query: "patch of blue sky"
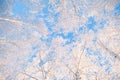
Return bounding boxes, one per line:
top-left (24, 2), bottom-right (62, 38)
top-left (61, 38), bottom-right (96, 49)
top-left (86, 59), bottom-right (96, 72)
top-left (114, 2), bottom-right (120, 16)
top-left (44, 15), bottom-right (56, 32)
top-left (86, 16), bottom-right (97, 33)
top-left (41, 31), bottom-right (59, 44)
top-left (79, 27), bottom-right (84, 31)
top-left (86, 48), bottom-right (111, 72)
top-left (49, 0), bottom-right (62, 11)
top-left (12, 0), bottom-right (29, 18)
top-left (40, 31), bottom-right (59, 45)
top-left (42, 6), bottom-right (49, 17)
top-left (40, 0), bottom-right (49, 4)
top-left (96, 57), bottom-right (111, 67)
top-left (63, 32), bottom-right (75, 45)
top-left (35, 1), bottom-right (49, 18)
top-left (78, 26), bottom-right (87, 34)
top-left (99, 19), bottom-right (106, 29)
top-left (61, 32), bottom-right (74, 40)
top-left (28, 45), bottom-right (40, 62)
top-left (40, 0), bottom-right (61, 31)
top-left (28, 53), bottom-right (37, 62)
top-left (40, 35), bottom-right (53, 46)
top-left (0, 0), bottom-right (7, 14)
top-left (0, 0), bottom-right (4, 4)
top-left (43, 12), bottom-right (60, 31)
top-left (53, 31), bottom-right (76, 45)
top-left (105, 64), bottom-right (112, 73)
top-left (90, 50), bottom-right (103, 61)
top-left (86, 48), bottom-right (94, 56)
top-left (32, 45), bottom-right (40, 51)
top-left (40, 31), bottom-right (75, 46)
top-left (96, 55), bottom-right (112, 73)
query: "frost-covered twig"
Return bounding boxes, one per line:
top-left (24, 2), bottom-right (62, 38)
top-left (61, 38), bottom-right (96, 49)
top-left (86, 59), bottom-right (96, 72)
top-left (97, 39), bottom-right (120, 61)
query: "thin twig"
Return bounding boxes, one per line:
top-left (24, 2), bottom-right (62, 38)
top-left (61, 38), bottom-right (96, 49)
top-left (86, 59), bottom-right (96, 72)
top-left (38, 52), bottom-right (46, 80)
top-left (22, 72), bottom-right (39, 80)
top-left (70, 0), bottom-right (78, 15)
top-left (63, 43), bottom-right (86, 80)
top-left (97, 39), bottom-right (120, 60)
top-left (77, 43), bottom-right (86, 70)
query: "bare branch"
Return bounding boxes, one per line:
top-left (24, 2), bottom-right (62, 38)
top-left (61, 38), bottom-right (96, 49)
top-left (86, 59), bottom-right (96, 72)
top-left (97, 39), bottom-right (120, 60)
top-left (22, 72), bottom-right (39, 80)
